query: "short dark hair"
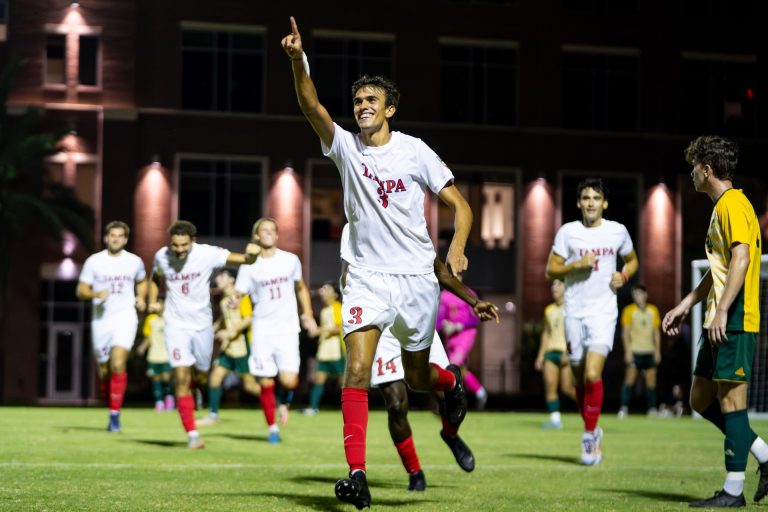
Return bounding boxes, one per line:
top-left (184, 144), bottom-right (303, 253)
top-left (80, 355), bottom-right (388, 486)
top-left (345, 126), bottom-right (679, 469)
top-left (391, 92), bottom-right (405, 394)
top-left (213, 267), bottom-right (236, 279)
top-left (168, 220), bottom-right (197, 238)
top-left (351, 75), bottom-right (400, 110)
top-left (576, 178), bottom-right (609, 200)
top-left (632, 284), bottom-right (647, 292)
top-left (104, 220), bottom-right (130, 237)
top-left (684, 135), bottom-right (739, 181)
top-left (323, 280), bottom-right (340, 297)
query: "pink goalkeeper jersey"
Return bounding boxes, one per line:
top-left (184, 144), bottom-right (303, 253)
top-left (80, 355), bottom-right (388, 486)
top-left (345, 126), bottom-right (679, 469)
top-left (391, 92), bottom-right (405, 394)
top-left (436, 289), bottom-right (479, 332)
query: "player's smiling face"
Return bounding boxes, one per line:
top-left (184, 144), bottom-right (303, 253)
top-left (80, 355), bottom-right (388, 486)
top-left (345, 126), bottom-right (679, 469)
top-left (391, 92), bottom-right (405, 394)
top-left (104, 228), bottom-right (128, 254)
top-left (253, 220), bottom-right (278, 249)
top-left (577, 187), bottom-right (607, 227)
top-left (170, 234), bottom-right (194, 260)
top-left (353, 86), bottom-right (395, 133)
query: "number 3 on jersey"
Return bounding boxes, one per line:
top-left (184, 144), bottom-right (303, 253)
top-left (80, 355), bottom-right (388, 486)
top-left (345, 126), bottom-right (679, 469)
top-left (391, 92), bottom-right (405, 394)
top-left (375, 357), bottom-right (397, 376)
top-left (348, 306), bottom-right (363, 324)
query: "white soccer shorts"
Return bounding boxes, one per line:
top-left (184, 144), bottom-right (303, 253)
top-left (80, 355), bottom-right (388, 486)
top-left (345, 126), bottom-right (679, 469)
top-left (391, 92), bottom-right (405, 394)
top-left (164, 323), bottom-right (215, 372)
top-left (370, 330), bottom-right (449, 387)
top-left (342, 265), bottom-right (439, 352)
top-left (91, 315), bottom-right (138, 364)
top-left (565, 312), bottom-right (618, 364)
top-left (248, 330), bottom-right (300, 377)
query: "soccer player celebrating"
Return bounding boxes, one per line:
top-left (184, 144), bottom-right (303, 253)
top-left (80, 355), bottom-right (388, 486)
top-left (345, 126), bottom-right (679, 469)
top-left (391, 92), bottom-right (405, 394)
top-left (545, 178), bottom-right (638, 465)
top-left (234, 217), bottom-right (317, 444)
top-left (197, 269), bottom-right (261, 425)
top-left (618, 284), bottom-right (661, 418)
top-left (283, 17), bottom-right (472, 508)
top-left (148, 220), bottom-right (259, 449)
top-left (534, 279), bottom-right (576, 429)
top-left (663, 136), bottom-right (768, 507)
top-left (77, 220), bottom-right (148, 432)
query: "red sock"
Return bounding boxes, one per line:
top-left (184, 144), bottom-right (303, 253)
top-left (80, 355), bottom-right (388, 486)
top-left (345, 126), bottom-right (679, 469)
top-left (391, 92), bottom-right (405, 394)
top-left (583, 380), bottom-right (603, 432)
top-left (109, 372), bottom-right (127, 412)
top-left (260, 384), bottom-right (276, 427)
top-left (395, 436), bottom-right (421, 474)
top-left (177, 394), bottom-right (196, 432)
top-left (431, 363), bottom-right (456, 392)
top-left (575, 384), bottom-right (585, 421)
top-left (441, 414), bottom-right (459, 437)
top-left (342, 387), bottom-right (368, 473)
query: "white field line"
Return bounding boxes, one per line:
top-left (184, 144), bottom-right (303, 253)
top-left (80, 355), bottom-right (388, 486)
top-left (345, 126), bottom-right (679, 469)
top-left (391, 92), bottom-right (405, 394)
top-left (0, 461), bottom-right (721, 472)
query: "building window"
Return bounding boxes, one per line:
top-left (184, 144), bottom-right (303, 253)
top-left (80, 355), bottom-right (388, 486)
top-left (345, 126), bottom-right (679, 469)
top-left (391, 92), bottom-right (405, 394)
top-left (437, 171), bottom-right (518, 293)
top-left (680, 53), bottom-right (757, 137)
top-left (562, 46), bottom-right (639, 131)
top-left (181, 24), bottom-right (266, 113)
top-left (440, 39), bottom-right (518, 125)
top-left (45, 33), bottom-right (66, 85)
top-left (308, 161), bottom-right (346, 286)
top-left (44, 29), bottom-right (101, 88)
top-left (312, 32), bottom-right (394, 118)
top-left (177, 157), bottom-right (265, 238)
top-left (78, 34), bottom-right (100, 87)
top-left (562, 0), bottom-right (638, 12)
top-left (682, 0), bottom-right (757, 16)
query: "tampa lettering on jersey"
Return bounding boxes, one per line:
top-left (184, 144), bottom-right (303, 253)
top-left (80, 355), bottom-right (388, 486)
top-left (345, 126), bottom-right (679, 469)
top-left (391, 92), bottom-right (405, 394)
top-left (97, 274), bottom-right (134, 282)
top-left (578, 247), bottom-right (616, 257)
top-left (362, 163), bottom-right (406, 209)
top-left (258, 276), bottom-right (290, 287)
top-left (167, 272), bottom-right (202, 282)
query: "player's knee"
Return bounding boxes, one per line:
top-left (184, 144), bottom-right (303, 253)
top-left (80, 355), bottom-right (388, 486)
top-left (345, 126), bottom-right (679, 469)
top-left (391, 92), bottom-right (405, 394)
top-left (386, 397), bottom-right (407, 418)
top-left (346, 359), bottom-right (371, 381)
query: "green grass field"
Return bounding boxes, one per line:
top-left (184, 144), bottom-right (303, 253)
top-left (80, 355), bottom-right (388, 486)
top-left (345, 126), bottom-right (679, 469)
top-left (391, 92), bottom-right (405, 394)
top-left (1, 406), bottom-right (766, 511)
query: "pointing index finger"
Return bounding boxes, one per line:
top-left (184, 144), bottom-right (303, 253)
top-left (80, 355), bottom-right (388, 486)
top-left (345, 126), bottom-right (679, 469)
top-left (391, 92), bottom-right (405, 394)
top-left (290, 16), bottom-right (299, 36)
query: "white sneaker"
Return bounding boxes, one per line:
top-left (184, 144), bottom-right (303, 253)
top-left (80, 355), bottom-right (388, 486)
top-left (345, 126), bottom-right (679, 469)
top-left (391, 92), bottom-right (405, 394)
top-left (300, 408), bottom-right (319, 416)
top-left (580, 428), bottom-right (603, 465)
top-left (617, 406), bottom-right (628, 419)
top-left (197, 414), bottom-right (220, 426)
top-left (647, 407), bottom-right (658, 417)
top-left (188, 432), bottom-right (205, 450)
top-left (475, 388), bottom-right (488, 411)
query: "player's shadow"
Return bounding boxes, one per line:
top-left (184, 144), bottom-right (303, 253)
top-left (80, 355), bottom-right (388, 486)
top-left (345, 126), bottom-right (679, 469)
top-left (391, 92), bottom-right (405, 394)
top-left (509, 453), bottom-right (581, 465)
top-left (288, 475), bottom-right (452, 491)
top-left (131, 439), bottom-right (187, 448)
top-left (605, 488), bottom-right (700, 502)
top-left (210, 433), bottom-right (267, 442)
top-left (60, 426), bottom-right (111, 433)
top-left (266, 491), bottom-right (433, 509)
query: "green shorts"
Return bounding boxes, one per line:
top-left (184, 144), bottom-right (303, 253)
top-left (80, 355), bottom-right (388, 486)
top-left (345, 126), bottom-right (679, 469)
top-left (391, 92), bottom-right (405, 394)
top-left (317, 359), bottom-right (345, 376)
top-left (147, 362), bottom-right (172, 376)
top-left (216, 354), bottom-right (250, 375)
top-left (632, 353), bottom-right (656, 371)
top-left (544, 350), bottom-right (565, 366)
top-left (693, 331), bottom-right (756, 383)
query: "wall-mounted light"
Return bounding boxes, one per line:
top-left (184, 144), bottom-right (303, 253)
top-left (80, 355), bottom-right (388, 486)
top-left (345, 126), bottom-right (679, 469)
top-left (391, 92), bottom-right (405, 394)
top-left (151, 154), bottom-right (161, 168)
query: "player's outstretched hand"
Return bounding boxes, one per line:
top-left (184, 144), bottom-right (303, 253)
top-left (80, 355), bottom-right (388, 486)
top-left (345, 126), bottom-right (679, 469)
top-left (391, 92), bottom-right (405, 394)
top-left (474, 301), bottom-right (500, 324)
top-left (281, 16), bottom-right (303, 60)
top-left (662, 303), bottom-right (689, 337)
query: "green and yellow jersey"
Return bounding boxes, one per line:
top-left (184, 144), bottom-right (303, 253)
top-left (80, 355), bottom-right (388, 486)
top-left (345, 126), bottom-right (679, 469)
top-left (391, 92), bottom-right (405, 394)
top-left (142, 313), bottom-right (168, 364)
top-left (543, 302), bottom-right (567, 352)
top-left (219, 294), bottom-right (253, 358)
top-left (704, 188), bottom-right (761, 333)
top-left (620, 303), bottom-right (660, 354)
top-left (316, 300), bottom-right (344, 362)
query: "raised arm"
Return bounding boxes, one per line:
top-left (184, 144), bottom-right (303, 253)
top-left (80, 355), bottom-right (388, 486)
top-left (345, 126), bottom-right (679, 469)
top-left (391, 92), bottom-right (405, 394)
top-left (226, 243), bottom-right (261, 266)
top-left (282, 16), bottom-right (335, 148)
top-left (437, 184), bottom-right (473, 277)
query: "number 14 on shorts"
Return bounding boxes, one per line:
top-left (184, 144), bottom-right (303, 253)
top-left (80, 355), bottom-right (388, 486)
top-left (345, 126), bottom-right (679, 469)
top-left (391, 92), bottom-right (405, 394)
top-left (376, 357), bottom-right (397, 376)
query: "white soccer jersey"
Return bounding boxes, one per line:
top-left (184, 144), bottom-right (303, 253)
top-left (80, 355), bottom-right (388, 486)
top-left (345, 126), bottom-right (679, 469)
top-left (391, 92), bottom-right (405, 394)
top-left (551, 219), bottom-right (634, 318)
top-left (235, 249), bottom-right (303, 335)
top-left (323, 123), bottom-right (453, 274)
top-left (153, 243), bottom-right (230, 329)
top-left (79, 250), bottom-right (146, 321)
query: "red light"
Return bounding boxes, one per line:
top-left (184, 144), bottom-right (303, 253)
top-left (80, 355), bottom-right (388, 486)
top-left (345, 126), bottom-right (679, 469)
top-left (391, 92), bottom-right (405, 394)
top-left (746, 88), bottom-right (754, 100)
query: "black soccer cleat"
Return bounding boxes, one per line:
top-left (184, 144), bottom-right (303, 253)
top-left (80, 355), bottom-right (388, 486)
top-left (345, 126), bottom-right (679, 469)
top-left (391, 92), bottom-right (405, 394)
top-left (688, 489), bottom-right (746, 508)
top-left (335, 470), bottom-right (371, 509)
top-left (755, 462), bottom-right (768, 502)
top-left (440, 430), bottom-right (475, 472)
top-left (407, 470), bottom-right (426, 492)
top-left (443, 364), bottom-right (468, 426)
